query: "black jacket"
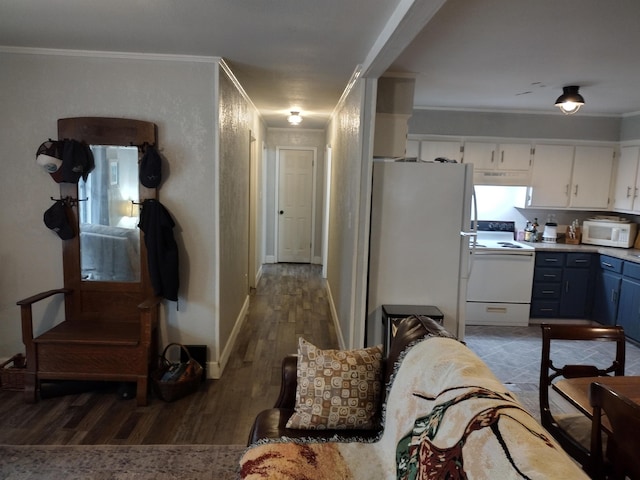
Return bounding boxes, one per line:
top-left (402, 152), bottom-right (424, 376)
top-left (138, 199), bottom-right (179, 301)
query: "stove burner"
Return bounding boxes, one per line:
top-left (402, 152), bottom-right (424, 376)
top-left (497, 242), bottom-right (522, 248)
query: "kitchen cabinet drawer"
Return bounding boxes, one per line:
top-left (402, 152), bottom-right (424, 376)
top-left (532, 282), bottom-right (561, 299)
top-left (531, 300), bottom-right (559, 317)
top-left (566, 253), bottom-right (592, 268)
top-left (623, 261), bottom-right (640, 281)
top-left (535, 252), bottom-right (564, 267)
top-left (534, 268), bottom-right (563, 283)
top-left (599, 255), bottom-right (623, 273)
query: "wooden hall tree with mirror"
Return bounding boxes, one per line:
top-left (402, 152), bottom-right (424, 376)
top-left (17, 117), bottom-right (162, 406)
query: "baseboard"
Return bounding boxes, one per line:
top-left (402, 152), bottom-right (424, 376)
top-left (208, 295), bottom-right (251, 379)
top-left (264, 255), bottom-right (276, 264)
top-left (325, 282), bottom-right (346, 349)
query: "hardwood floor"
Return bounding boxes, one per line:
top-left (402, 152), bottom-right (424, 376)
top-left (0, 263), bottom-right (338, 445)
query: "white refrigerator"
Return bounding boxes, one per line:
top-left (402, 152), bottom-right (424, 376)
top-left (366, 161), bottom-right (475, 345)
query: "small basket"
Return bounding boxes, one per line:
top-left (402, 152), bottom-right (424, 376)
top-left (1, 353), bottom-right (26, 391)
top-left (151, 343), bottom-right (203, 402)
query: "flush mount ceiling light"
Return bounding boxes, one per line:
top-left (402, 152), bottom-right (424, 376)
top-left (554, 85), bottom-right (585, 115)
top-left (287, 111), bottom-right (302, 125)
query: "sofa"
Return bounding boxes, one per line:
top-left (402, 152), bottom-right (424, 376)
top-left (241, 316), bottom-right (589, 479)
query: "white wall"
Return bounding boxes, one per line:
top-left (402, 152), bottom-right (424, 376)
top-left (0, 50), bottom-right (264, 377)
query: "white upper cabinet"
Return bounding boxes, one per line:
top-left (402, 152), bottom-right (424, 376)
top-left (463, 142), bottom-right (532, 171)
top-left (613, 146), bottom-right (640, 213)
top-left (528, 144), bottom-right (615, 209)
top-left (571, 146), bottom-right (615, 209)
top-left (528, 145), bottom-right (575, 207)
top-left (464, 141), bottom-right (532, 186)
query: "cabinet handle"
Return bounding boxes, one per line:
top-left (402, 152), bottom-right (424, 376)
top-left (540, 308), bottom-right (554, 312)
top-left (491, 151), bottom-right (495, 163)
top-left (542, 290), bottom-right (555, 294)
top-left (628, 186), bottom-right (632, 198)
top-left (545, 258), bottom-right (559, 263)
top-left (574, 184), bottom-right (579, 196)
top-left (574, 259), bottom-right (588, 263)
top-left (635, 187), bottom-right (639, 199)
top-left (501, 151), bottom-right (504, 163)
top-left (565, 184), bottom-right (570, 196)
top-left (603, 262), bottom-right (613, 268)
top-left (611, 290), bottom-right (618, 303)
top-left (543, 274), bottom-right (557, 279)
top-left (565, 281), bottom-right (570, 293)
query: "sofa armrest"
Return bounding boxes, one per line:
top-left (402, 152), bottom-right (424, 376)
top-left (273, 355), bottom-right (298, 408)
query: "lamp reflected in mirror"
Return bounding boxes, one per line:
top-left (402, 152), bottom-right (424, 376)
top-left (78, 145), bottom-right (141, 282)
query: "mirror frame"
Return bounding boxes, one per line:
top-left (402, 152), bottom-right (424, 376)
top-left (57, 117), bottom-right (158, 320)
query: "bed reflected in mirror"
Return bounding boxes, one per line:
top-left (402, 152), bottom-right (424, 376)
top-left (78, 145), bottom-right (141, 282)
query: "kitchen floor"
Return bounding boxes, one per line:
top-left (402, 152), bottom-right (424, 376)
top-left (464, 323), bottom-right (640, 422)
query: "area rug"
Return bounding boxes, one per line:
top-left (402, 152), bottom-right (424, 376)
top-left (0, 444), bottom-right (245, 480)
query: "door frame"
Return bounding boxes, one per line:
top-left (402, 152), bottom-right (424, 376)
top-left (274, 146), bottom-right (318, 263)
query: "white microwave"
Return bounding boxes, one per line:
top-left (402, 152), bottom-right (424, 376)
top-left (582, 220), bottom-right (638, 248)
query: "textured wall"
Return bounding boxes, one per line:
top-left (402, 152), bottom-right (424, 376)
top-left (325, 78), bottom-right (366, 348)
top-left (218, 70), bottom-right (252, 349)
top-left (0, 51), bottom-right (224, 366)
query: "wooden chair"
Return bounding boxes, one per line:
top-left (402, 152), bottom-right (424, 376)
top-left (589, 381), bottom-right (640, 480)
top-left (17, 117), bottom-right (162, 406)
top-left (539, 323), bottom-right (626, 471)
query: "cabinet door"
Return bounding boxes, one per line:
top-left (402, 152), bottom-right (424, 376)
top-left (618, 277), bottom-right (640, 342)
top-left (500, 143), bottom-right (531, 171)
top-left (463, 142), bottom-right (496, 170)
top-left (559, 268), bottom-right (591, 317)
top-left (592, 270), bottom-right (621, 325)
top-left (528, 145), bottom-right (574, 207)
top-left (613, 146), bottom-right (640, 212)
top-left (420, 140), bottom-right (462, 162)
top-left (570, 146), bottom-right (615, 209)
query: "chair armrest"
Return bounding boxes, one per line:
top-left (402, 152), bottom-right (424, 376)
top-left (16, 288), bottom-right (71, 306)
top-left (274, 355), bottom-right (298, 408)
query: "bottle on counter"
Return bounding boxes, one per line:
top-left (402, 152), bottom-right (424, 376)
top-left (532, 218), bottom-right (539, 242)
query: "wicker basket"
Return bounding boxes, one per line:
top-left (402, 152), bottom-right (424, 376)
top-left (1, 353), bottom-right (26, 391)
top-left (151, 343), bottom-right (203, 402)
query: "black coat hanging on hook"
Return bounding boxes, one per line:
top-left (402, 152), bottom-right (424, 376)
top-left (138, 199), bottom-right (179, 301)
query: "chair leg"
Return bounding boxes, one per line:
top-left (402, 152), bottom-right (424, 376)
top-left (136, 376), bottom-right (148, 406)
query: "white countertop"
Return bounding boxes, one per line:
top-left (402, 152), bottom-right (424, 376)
top-left (526, 241), bottom-right (640, 264)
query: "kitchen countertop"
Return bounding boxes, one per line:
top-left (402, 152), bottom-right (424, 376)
top-left (525, 241), bottom-right (640, 264)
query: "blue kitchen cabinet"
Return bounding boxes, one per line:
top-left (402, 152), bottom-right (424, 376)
top-left (592, 255), bottom-right (623, 326)
top-left (530, 252), bottom-right (593, 318)
top-left (559, 253), bottom-right (593, 317)
top-left (617, 262), bottom-right (640, 342)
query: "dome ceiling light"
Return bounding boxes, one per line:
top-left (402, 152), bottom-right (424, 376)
top-left (555, 85), bottom-right (585, 115)
top-left (287, 111), bottom-right (302, 125)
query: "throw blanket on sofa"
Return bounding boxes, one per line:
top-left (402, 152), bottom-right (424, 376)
top-left (240, 337), bottom-right (589, 480)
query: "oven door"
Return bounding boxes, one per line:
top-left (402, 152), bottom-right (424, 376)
top-left (466, 251), bottom-right (534, 303)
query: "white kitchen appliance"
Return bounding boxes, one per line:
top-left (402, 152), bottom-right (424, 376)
top-left (542, 223), bottom-right (558, 243)
top-left (367, 161), bottom-right (476, 343)
top-left (582, 217), bottom-right (638, 248)
top-left (466, 221), bottom-right (535, 327)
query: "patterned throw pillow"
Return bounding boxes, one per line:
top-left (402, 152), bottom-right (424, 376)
top-left (286, 337), bottom-right (383, 430)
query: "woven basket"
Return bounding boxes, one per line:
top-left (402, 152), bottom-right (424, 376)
top-left (151, 343), bottom-right (203, 402)
top-left (1, 354), bottom-right (26, 391)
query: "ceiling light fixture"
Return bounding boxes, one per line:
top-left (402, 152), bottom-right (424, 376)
top-left (554, 85), bottom-right (585, 115)
top-left (287, 111), bottom-right (302, 125)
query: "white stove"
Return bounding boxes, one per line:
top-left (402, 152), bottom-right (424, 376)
top-left (475, 230), bottom-right (535, 253)
top-left (466, 221), bottom-right (535, 327)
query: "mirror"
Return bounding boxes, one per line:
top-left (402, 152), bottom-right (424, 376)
top-left (78, 145), bottom-right (141, 282)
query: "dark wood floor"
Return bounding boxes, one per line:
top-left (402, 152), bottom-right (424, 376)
top-left (0, 263), bottom-right (338, 445)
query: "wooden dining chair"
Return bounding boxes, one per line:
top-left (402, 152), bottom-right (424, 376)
top-left (589, 381), bottom-right (640, 480)
top-left (539, 323), bottom-right (626, 472)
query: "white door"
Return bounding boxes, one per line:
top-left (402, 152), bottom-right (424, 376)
top-left (277, 149), bottom-right (313, 263)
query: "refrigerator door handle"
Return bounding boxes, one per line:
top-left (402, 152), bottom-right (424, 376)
top-left (460, 186), bottom-right (478, 278)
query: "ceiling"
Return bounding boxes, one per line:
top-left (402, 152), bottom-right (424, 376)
top-left (2, 0), bottom-right (640, 130)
